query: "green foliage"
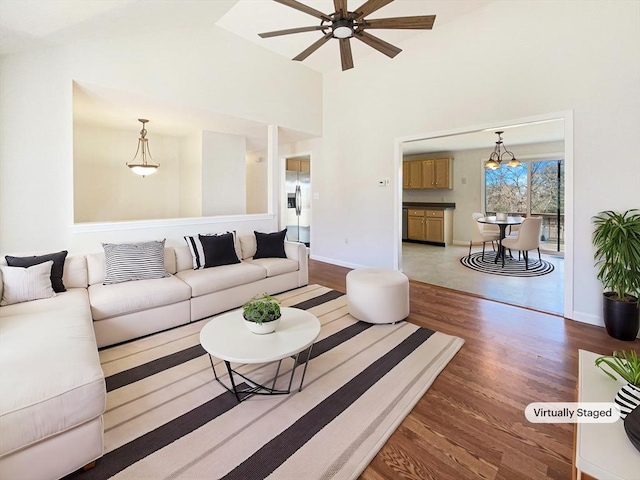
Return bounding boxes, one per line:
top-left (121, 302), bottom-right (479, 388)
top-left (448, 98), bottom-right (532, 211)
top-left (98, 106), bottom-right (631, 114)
top-left (595, 350), bottom-right (640, 387)
top-left (242, 293), bottom-right (281, 324)
top-left (592, 209), bottom-right (640, 303)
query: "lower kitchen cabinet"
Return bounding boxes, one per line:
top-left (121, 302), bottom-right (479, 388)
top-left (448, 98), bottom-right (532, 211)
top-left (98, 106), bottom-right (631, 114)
top-left (406, 208), bottom-right (452, 245)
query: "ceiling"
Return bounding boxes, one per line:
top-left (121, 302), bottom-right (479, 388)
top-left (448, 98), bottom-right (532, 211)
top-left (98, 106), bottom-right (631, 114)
top-left (0, 0), bottom-right (237, 56)
top-left (1, 0), bottom-right (490, 73)
top-left (3, 1), bottom-right (560, 151)
top-left (216, 0), bottom-right (490, 73)
top-left (402, 119), bottom-right (565, 155)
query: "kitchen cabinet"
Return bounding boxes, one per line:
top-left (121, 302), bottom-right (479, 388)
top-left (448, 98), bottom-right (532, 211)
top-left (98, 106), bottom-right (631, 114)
top-left (421, 158), bottom-right (451, 189)
top-left (406, 208), bottom-right (452, 245)
top-left (404, 161), bottom-right (423, 189)
top-left (407, 209), bottom-right (425, 239)
top-left (286, 158), bottom-right (310, 173)
top-left (402, 158), bottom-right (452, 190)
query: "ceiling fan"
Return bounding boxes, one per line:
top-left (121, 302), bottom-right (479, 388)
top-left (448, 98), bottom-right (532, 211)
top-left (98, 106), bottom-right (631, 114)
top-left (258, 0), bottom-right (436, 71)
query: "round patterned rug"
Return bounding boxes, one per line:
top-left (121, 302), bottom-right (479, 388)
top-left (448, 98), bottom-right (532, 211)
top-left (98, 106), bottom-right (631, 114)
top-left (460, 251), bottom-right (555, 277)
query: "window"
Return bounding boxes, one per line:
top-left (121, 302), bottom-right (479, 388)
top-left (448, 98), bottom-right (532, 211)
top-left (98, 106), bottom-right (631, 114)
top-left (485, 159), bottom-right (564, 253)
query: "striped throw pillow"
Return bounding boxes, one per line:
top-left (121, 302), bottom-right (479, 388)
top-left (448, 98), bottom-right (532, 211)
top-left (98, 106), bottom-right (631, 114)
top-left (102, 240), bottom-right (170, 285)
top-left (184, 232), bottom-right (239, 270)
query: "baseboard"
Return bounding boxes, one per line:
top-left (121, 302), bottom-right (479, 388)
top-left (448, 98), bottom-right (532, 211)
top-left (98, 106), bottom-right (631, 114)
top-left (402, 240), bottom-right (445, 247)
top-left (570, 310), bottom-right (604, 328)
top-left (309, 254), bottom-right (368, 270)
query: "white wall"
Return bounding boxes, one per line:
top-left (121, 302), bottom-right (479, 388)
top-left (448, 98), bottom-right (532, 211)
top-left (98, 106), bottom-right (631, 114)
top-left (316, 1), bottom-right (640, 327)
top-left (178, 131), bottom-right (203, 218)
top-left (246, 150), bottom-right (268, 214)
top-left (202, 131), bottom-right (246, 216)
top-left (0, 24), bottom-right (322, 254)
top-left (403, 141), bottom-right (565, 244)
top-left (74, 124), bottom-right (181, 222)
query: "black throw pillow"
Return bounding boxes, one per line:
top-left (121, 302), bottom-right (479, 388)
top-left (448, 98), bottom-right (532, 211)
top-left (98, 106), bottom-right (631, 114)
top-left (199, 233), bottom-right (240, 268)
top-left (254, 229), bottom-right (288, 259)
top-left (5, 250), bottom-right (68, 292)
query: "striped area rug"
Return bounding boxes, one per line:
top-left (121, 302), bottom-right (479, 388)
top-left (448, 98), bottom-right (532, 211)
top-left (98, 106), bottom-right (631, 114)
top-left (67, 285), bottom-right (463, 480)
top-left (460, 251), bottom-right (555, 277)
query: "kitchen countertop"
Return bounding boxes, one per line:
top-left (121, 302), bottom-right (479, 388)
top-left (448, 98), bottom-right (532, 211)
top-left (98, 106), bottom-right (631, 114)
top-left (403, 202), bottom-right (455, 209)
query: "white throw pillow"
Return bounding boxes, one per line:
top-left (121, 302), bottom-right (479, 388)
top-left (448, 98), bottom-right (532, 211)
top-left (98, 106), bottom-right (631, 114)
top-left (0, 260), bottom-right (56, 306)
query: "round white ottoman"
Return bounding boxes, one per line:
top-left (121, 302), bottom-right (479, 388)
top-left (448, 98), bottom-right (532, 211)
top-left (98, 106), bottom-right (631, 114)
top-left (346, 268), bottom-right (409, 324)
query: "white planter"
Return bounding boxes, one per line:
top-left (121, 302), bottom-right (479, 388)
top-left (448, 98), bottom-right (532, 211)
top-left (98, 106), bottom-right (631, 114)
top-left (244, 317), bottom-right (281, 335)
top-left (615, 383), bottom-right (640, 419)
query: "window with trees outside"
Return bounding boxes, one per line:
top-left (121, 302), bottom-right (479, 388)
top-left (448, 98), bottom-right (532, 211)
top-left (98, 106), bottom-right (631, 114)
top-left (485, 159), bottom-right (564, 253)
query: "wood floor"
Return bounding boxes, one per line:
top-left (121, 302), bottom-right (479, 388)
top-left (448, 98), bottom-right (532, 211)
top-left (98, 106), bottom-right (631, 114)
top-left (307, 259), bottom-right (640, 480)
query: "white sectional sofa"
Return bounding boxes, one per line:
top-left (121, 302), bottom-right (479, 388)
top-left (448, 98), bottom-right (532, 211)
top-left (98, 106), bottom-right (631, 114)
top-left (0, 234), bottom-right (308, 479)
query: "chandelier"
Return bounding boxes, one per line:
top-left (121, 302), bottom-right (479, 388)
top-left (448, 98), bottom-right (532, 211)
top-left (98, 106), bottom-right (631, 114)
top-left (127, 119), bottom-right (159, 177)
top-left (484, 131), bottom-right (521, 170)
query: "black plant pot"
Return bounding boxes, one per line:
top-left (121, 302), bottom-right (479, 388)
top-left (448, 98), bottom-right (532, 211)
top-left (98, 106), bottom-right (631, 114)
top-left (603, 292), bottom-right (640, 341)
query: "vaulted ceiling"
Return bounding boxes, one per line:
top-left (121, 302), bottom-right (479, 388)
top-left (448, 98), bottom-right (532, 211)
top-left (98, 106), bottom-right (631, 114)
top-left (1, 0), bottom-right (562, 150)
top-left (1, 0), bottom-right (489, 73)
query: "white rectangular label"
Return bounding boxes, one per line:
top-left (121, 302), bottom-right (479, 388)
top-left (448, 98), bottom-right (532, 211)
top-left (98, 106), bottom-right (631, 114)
top-left (525, 402), bottom-right (620, 423)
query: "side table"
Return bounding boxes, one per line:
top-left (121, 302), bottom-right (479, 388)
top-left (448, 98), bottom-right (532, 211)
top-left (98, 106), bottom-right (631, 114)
top-left (574, 349), bottom-right (639, 479)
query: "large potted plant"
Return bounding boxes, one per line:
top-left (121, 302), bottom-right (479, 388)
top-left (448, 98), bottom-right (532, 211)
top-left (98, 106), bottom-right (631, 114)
top-left (592, 209), bottom-right (640, 341)
top-left (242, 293), bottom-right (281, 334)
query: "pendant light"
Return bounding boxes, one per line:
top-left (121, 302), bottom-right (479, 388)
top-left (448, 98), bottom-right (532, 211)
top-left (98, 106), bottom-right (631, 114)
top-left (127, 119), bottom-right (159, 177)
top-left (484, 131), bottom-right (520, 170)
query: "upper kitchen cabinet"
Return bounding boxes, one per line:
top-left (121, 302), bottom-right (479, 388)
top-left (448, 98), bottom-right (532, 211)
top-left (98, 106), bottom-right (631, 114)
top-left (422, 158), bottom-right (451, 189)
top-left (286, 158), bottom-right (310, 173)
top-left (403, 160), bottom-right (424, 189)
top-left (403, 158), bottom-right (452, 190)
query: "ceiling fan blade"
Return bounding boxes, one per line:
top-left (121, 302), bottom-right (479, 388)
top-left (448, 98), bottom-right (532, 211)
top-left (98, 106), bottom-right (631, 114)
top-left (274, 0), bottom-right (332, 21)
top-left (293, 32), bottom-right (333, 61)
top-left (333, 0), bottom-right (347, 17)
top-left (339, 38), bottom-right (354, 71)
top-left (354, 30), bottom-right (401, 58)
top-left (361, 15), bottom-right (436, 30)
top-left (352, 0), bottom-right (394, 19)
top-left (259, 25), bottom-right (326, 38)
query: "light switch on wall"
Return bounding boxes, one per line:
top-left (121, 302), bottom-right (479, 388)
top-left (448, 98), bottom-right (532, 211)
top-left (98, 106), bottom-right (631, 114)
top-left (313, 192), bottom-right (320, 200)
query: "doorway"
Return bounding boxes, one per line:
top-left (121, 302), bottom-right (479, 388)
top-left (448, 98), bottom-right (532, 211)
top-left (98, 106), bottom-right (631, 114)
top-left (394, 112), bottom-right (574, 318)
top-left (283, 155), bottom-right (311, 247)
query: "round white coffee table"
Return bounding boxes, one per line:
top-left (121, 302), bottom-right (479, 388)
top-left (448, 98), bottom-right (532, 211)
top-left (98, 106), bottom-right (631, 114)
top-left (200, 307), bottom-right (321, 402)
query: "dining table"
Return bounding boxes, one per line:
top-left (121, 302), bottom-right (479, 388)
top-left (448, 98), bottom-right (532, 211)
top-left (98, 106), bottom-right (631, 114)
top-left (477, 215), bottom-right (524, 267)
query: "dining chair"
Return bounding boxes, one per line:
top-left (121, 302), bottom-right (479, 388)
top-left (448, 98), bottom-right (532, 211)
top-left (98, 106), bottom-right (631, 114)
top-left (502, 217), bottom-right (543, 269)
top-left (469, 213), bottom-right (500, 259)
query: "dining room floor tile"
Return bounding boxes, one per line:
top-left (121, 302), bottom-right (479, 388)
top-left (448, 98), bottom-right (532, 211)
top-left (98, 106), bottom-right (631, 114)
top-left (401, 242), bottom-right (564, 315)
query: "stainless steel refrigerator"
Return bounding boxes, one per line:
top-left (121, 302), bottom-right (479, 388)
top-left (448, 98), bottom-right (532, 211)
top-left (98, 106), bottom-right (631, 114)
top-left (285, 165), bottom-right (310, 246)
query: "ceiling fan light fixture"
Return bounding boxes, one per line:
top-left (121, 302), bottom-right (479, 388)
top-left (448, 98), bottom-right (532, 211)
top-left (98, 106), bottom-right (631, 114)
top-left (332, 19), bottom-right (353, 39)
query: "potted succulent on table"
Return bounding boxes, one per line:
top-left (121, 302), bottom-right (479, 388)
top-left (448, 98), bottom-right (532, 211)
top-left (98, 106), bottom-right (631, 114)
top-left (242, 293), bottom-right (281, 334)
top-left (595, 350), bottom-right (640, 420)
top-left (592, 209), bottom-right (640, 341)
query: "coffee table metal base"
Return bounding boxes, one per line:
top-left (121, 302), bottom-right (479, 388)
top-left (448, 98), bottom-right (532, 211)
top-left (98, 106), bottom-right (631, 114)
top-left (208, 344), bottom-right (314, 403)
